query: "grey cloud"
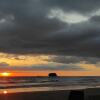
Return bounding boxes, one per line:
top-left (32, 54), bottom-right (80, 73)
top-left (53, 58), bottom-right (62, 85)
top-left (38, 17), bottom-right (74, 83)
top-left (47, 56), bottom-right (100, 64)
top-left (0, 62), bottom-right (84, 71)
top-left (0, 62), bottom-right (9, 67)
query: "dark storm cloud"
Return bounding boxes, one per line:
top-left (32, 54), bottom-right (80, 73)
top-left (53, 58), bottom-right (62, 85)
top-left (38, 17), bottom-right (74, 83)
top-left (0, 0), bottom-right (100, 59)
top-left (42, 0), bottom-right (100, 13)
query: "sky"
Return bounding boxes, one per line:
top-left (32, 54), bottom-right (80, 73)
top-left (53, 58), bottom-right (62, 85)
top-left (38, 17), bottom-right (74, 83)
top-left (0, 0), bottom-right (100, 76)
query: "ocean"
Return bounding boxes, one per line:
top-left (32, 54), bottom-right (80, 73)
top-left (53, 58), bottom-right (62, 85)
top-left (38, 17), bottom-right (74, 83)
top-left (0, 76), bottom-right (100, 93)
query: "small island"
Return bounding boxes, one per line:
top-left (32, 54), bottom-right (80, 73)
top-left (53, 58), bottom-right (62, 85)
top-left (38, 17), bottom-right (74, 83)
top-left (48, 73), bottom-right (58, 78)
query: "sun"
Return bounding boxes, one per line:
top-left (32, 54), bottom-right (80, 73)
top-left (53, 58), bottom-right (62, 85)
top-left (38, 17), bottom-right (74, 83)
top-left (3, 90), bottom-right (8, 94)
top-left (1, 72), bottom-right (11, 77)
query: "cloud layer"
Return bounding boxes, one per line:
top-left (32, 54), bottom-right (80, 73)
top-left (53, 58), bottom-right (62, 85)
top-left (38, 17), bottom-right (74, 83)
top-left (0, 0), bottom-right (100, 58)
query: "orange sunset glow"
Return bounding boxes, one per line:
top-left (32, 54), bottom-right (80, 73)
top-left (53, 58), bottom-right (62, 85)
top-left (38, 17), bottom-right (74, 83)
top-left (1, 72), bottom-right (11, 77)
top-left (0, 70), bottom-right (100, 76)
top-left (0, 53), bottom-right (99, 76)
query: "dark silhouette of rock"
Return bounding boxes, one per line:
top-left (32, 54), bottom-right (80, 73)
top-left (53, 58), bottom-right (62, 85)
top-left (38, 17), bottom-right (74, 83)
top-left (48, 73), bottom-right (58, 78)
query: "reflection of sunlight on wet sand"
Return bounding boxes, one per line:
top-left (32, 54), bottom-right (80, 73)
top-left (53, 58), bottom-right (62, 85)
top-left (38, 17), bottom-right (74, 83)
top-left (0, 87), bottom-right (51, 94)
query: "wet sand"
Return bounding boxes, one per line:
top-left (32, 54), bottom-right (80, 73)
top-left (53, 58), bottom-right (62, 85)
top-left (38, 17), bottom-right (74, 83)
top-left (85, 87), bottom-right (100, 100)
top-left (0, 88), bottom-right (100, 100)
top-left (0, 90), bottom-right (70, 100)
